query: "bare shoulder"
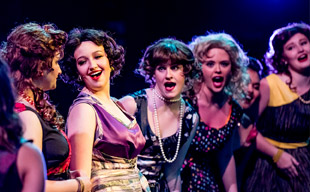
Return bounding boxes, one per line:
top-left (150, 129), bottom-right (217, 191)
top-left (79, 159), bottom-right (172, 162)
top-left (67, 103), bottom-right (96, 134)
top-left (69, 103), bottom-right (96, 119)
top-left (18, 110), bottom-right (41, 126)
top-left (119, 95), bottom-right (137, 116)
top-left (18, 143), bottom-right (42, 159)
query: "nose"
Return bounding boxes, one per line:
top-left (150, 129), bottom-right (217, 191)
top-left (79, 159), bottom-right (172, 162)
top-left (56, 64), bottom-right (62, 75)
top-left (165, 68), bottom-right (173, 79)
top-left (297, 45), bottom-right (304, 52)
top-left (89, 58), bottom-right (98, 69)
top-left (247, 84), bottom-right (253, 93)
top-left (215, 64), bottom-right (221, 73)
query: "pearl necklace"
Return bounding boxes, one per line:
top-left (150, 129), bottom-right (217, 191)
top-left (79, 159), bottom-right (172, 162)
top-left (298, 95), bottom-right (310, 104)
top-left (154, 88), bottom-right (181, 103)
top-left (152, 88), bottom-right (184, 163)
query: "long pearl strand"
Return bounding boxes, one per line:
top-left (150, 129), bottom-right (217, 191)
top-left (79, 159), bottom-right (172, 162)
top-left (152, 88), bottom-right (183, 163)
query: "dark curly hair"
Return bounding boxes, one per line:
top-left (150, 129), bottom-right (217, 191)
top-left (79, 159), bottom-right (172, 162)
top-left (0, 22), bottom-right (67, 130)
top-left (61, 28), bottom-right (125, 90)
top-left (137, 38), bottom-right (197, 93)
top-left (188, 32), bottom-right (249, 101)
top-left (0, 58), bottom-right (23, 152)
top-left (265, 22), bottom-right (310, 89)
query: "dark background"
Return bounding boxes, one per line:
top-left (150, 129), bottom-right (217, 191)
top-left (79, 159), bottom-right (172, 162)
top-left (1, 0), bottom-right (309, 117)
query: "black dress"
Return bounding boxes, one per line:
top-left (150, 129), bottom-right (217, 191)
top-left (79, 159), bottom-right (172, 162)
top-left (245, 74), bottom-right (310, 192)
top-left (181, 99), bottom-right (243, 192)
top-left (15, 103), bottom-right (71, 180)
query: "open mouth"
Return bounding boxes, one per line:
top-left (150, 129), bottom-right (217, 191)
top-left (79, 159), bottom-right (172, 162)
top-left (245, 95), bottom-right (253, 102)
top-left (298, 54), bottom-right (308, 62)
top-left (89, 70), bottom-right (102, 80)
top-left (212, 76), bottom-right (224, 88)
top-left (164, 82), bottom-right (176, 91)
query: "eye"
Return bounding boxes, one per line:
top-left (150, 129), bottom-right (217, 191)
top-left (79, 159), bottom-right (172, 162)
top-left (156, 66), bottom-right (166, 71)
top-left (77, 59), bottom-right (86, 66)
top-left (171, 65), bottom-right (180, 71)
top-left (253, 83), bottom-right (260, 91)
top-left (94, 55), bottom-right (103, 59)
top-left (301, 40), bottom-right (308, 46)
top-left (286, 45), bottom-right (294, 51)
top-left (205, 61), bottom-right (214, 67)
top-left (220, 61), bottom-right (230, 67)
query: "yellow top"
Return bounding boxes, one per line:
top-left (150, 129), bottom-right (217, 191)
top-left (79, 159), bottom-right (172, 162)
top-left (266, 74), bottom-right (298, 107)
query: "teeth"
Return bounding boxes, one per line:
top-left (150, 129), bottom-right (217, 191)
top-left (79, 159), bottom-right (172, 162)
top-left (90, 71), bottom-right (102, 77)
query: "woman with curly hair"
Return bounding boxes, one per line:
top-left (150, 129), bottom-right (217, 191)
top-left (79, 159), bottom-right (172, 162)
top-left (245, 22), bottom-right (310, 192)
top-left (1, 22), bottom-right (91, 192)
top-left (0, 58), bottom-right (45, 192)
top-left (119, 38), bottom-right (199, 192)
top-left (181, 32), bottom-right (249, 192)
top-left (61, 28), bottom-right (150, 191)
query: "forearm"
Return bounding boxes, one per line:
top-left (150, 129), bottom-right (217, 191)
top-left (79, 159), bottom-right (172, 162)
top-left (256, 132), bottom-right (278, 157)
top-left (46, 179), bottom-right (79, 192)
top-left (222, 157), bottom-right (238, 192)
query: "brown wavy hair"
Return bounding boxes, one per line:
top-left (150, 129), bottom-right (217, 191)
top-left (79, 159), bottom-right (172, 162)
top-left (61, 28), bottom-right (125, 90)
top-left (0, 58), bottom-right (23, 152)
top-left (0, 22), bottom-right (67, 130)
top-left (265, 22), bottom-right (310, 89)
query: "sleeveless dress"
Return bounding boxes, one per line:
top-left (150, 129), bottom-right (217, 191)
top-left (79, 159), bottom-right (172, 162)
top-left (15, 103), bottom-right (71, 180)
top-left (68, 92), bottom-right (150, 192)
top-left (0, 144), bottom-right (23, 192)
top-left (182, 99), bottom-right (243, 192)
top-left (130, 89), bottom-right (199, 192)
top-left (245, 74), bottom-right (310, 192)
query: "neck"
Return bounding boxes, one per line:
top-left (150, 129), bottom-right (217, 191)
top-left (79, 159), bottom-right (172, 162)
top-left (287, 69), bottom-right (310, 93)
top-left (198, 84), bottom-right (229, 108)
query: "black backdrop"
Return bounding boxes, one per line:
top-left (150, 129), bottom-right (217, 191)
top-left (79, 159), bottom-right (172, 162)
top-left (1, 0), bottom-right (309, 118)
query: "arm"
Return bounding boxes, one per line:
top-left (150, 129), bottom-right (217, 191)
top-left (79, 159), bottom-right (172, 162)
top-left (222, 157), bottom-right (238, 192)
top-left (256, 78), bottom-right (299, 177)
top-left (18, 143), bottom-right (46, 192)
top-left (119, 95), bottom-right (137, 116)
top-left (67, 103), bottom-right (96, 178)
top-left (19, 111), bottom-right (43, 150)
top-left (164, 112), bottom-right (199, 192)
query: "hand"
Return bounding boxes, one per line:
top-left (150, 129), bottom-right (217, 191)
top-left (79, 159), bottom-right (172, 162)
top-left (70, 170), bottom-right (88, 178)
top-left (276, 151), bottom-right (299, 178)
top-left (79, 176), bottom-right (92, 192)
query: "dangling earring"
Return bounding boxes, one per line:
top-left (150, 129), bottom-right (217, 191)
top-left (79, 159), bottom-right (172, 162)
top-left (78, 75), bottom-right (82, 82)
top-left (111, 66), bottom-right (114, 71)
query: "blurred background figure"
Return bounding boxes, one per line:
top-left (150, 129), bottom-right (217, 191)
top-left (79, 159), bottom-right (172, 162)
top-left (0, 58), bottom-right (46, 192)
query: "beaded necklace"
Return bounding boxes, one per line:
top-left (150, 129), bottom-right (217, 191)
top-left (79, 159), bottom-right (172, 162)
top-left (19, 91), bottom-right (35, 107)
top-left (152, 88), bottom-right (184, 163)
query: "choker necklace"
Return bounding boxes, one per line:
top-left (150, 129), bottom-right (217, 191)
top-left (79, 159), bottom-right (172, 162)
top-left (298, 95), bottom-right (310, 104)
top-left (153, 88), bottom-right (183, 163)
top-left (153, 88), bottom-right (181, 103)
top-left (19, 91), bottom-right (35, 107)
